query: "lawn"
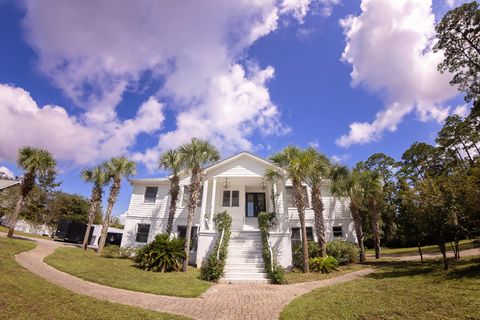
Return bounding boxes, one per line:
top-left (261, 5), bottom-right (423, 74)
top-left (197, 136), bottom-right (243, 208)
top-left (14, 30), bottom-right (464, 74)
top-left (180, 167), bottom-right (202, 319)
top-left (281, 256), bottom-right (480, 320)
top-left (366, 239), bottom-right (475, 255)
top-left (45, 246), bottom-right (212, 297)
top-left (284, 264), bottom-right (367, 284)
top-left (0, 237), bottom-right (189, 320)
top-left (0, 225), bottom-right (52, 240)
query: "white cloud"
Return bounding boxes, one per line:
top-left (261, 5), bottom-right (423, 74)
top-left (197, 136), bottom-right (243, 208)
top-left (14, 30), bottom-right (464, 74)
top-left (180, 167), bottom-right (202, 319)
top-left (18, 0), bottom-right (317, 168)
top-left (308, 139), bottom-right (320, 149)
top-left (331, 153), bottom-right (351, 163)
top-left (0, 84), bottom-right (164, 165)
top-left (0, 166), bottom-right (14, 178)
top-left (336, 0), bottom-right (459, 147)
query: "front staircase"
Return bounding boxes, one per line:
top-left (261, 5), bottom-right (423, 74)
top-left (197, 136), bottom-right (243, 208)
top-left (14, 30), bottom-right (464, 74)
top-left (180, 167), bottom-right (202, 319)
top-left (220, 229), bottom-right (268, 284)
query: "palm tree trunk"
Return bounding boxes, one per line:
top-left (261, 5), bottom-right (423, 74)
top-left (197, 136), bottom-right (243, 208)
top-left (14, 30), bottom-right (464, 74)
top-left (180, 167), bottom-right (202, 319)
top-left (97, 179), bottom-right (120, 255)
top-left (166, 176), bottom-right (180, 236)
top-left (293, 181), bottom-right (309, 273)
top-left (351, 203), bottom-right (366, 262)
top-left (370, 200), bottom-right (381, 259)
top-left (7, 196), bottom-right (24, 239)
top-left (311, 185), bottom-right (326, 257)
top-left (82, 192), bottom-right (99, 251)
top-left (182, 169), bottom-right (201, 272)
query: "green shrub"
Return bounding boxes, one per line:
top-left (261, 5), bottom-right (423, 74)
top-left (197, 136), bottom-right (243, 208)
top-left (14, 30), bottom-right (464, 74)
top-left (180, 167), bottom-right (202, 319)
top-left (309, 256), bottom-right (339, 273)
top-left (326, 240), bottom-right (360, 265)
top-left (101, 245), bottom-right (137, 259)
top-left (134, 234), bottom-right (185, 272)
top-left (258, 211), bottom-right (286, 284)
top-left (199, 211), bottom-right (232, 282)
top-left (292, 241), bottom-right (321, 269)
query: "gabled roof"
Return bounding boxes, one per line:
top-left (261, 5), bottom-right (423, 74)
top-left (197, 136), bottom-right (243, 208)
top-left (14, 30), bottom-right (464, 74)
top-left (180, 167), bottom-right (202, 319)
top-left (204, 151), bottom-right (274, 173)
top-left (0, 179), bottom-right (20, 190)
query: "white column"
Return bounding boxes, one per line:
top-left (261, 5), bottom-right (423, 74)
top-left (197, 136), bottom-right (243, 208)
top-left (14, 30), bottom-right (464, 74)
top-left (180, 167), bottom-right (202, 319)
top-left (199, 179), bottom-right (209, 231)
top-left (209, 177), bottom-right (217, 230)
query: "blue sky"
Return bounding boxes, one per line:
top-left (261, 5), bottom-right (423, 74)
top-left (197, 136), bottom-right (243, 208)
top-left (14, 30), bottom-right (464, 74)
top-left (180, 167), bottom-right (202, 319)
top-left (0, 0), bottom-right (469, 218)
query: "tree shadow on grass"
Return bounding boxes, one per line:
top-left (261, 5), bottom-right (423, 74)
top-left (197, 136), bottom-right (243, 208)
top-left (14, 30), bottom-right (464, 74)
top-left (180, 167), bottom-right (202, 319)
top-left (445, 257), bottom-right (480, 279)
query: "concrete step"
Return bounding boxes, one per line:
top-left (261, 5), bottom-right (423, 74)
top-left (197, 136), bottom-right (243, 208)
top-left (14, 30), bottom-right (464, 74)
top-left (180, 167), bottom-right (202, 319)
top-left (219, 278), bottom-right (268, 284)
top-left (226, 258), bottom-right (264, 264)
top-left (228, 248), bottom-right (263, 253)
top-left (227, 253), bottom-right (263, 258)
top-left (225, 262), bottom-right (265, 268)
top-left (224, 267), bottom-right (265, 273)
top-left (223, 272), bottom-right (268, 279)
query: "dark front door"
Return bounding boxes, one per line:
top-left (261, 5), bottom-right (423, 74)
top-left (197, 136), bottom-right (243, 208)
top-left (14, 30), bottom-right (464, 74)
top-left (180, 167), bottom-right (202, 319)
top-left (245, 193), bottom-right (266, 217)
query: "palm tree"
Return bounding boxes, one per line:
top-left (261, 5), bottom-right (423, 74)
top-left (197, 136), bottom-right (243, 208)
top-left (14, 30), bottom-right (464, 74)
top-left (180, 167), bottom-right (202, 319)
top-left (7, 146), bottom-right (56, 239)
top-left (270, 146), bottom-right (313, 273)
top-left (159, 149), bottom-right (184, 236)
top-left (304, 148), bottom-right (332, 257)
top-left (359, 169), bottom-right (384, 259)
top-left (97, 157), bottom-right (136, 255)
top-left (179, 138), bottom-right (220, 272)
top-left (331, 166), bottom-right (367, 261)
top-left (81, 165), bottom-right (108, 251)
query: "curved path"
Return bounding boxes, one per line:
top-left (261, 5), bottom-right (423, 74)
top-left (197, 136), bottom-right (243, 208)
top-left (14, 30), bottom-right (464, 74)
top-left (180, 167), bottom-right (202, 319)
top-left (10, 236), bottom-right (374, 320)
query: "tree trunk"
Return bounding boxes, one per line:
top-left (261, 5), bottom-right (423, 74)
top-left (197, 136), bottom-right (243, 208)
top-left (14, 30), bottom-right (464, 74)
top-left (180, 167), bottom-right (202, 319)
top-left (165, 175), bottom-right (180, 236)
top-left (7, 196), bottom-right (24, 239)
top-left (97, 179), bottom-right (121, 256)
top-left (82, 191), bottom-right (99, 251)
top-left (182, 169), bottom-right (202, 272)
top-left (370, 200), bottom-right (381, 259)
top-left (351, 204), bottom-right (366, 262)
top-left (293, 181), bottom-right (309, 273)
top-left (311, 184), bottom-right (326, 257)
top-left (417, 242), bottom-right (423, 261)
top-left (439, 242), bottom-right (449, 271)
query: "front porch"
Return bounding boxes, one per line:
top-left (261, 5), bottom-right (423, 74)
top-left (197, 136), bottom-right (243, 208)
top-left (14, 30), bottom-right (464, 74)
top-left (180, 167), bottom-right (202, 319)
top-left (198, 176), bottom-right (276, 232)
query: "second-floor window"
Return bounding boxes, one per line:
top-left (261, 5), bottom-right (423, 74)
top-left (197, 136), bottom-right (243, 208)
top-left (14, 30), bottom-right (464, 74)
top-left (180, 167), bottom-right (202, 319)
top-left (285, 186), bottom-right (309, 208)
top-left (181, 186), bottom-right (203, 207)
top-left (144, 187), bottom-right (158, 203)
top-left (222, 190), bottom-right (239, 207)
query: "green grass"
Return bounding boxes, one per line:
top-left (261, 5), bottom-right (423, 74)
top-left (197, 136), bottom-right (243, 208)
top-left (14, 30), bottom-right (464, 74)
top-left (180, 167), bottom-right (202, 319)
top-left (284, 264), bottom-right (367, 284)
top-left (281, 256), bottom-right (480, 320)
top-left (366, 239), bottom-right (476, 255)
top-left (0, 237), bottom-right (189, 320)
top-left (45, 246), bottom-right (212, 297)
top-left (0, 225), bottom-right (52, 240)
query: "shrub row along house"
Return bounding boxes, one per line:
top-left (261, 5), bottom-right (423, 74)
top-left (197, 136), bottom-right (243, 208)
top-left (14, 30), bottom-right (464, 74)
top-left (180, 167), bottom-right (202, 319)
top-left (121, 152), bottom-right (355, 282)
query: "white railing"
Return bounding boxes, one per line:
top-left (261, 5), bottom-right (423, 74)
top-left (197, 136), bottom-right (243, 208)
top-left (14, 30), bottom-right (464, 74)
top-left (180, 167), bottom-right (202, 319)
top-left (266, 233), bottom-right (274, 272)
top-left (216, 228), bottom-right (225, 260)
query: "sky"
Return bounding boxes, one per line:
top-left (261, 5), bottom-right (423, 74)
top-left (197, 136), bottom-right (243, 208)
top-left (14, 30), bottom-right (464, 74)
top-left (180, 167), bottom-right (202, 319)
top-left (0, 0), bottom-right (472, 218)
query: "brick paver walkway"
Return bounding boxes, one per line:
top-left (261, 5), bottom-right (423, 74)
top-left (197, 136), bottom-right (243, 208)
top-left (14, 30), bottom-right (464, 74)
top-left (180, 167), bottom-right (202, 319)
top-left (10, 236), bottom-right (374, 320)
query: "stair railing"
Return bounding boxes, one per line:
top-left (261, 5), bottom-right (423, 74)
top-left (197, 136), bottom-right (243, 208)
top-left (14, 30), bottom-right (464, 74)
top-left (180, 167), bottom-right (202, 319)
top-left (266, 232), bottom-right (274, 273)
top-left (216, 228), bottom-right (225, 260)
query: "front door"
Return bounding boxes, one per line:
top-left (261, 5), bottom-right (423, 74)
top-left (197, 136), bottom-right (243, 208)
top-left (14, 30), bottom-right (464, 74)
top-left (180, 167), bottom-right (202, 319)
top-left (245, 193), bottom-right (266, 217)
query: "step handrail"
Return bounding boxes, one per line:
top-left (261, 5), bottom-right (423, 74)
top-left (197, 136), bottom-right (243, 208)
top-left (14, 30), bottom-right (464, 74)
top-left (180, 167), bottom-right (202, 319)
top-left (216, 228), bottom-right (225, 260)
top-left (266, 232), bottom-right (273, 273)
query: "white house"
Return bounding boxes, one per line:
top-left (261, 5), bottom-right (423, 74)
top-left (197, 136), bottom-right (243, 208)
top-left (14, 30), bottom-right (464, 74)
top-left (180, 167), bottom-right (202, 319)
top-left (121, 152), bottom-right (355, 281)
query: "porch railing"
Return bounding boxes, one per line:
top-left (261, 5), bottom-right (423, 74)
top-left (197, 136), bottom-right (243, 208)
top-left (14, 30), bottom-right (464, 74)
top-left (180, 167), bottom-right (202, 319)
top-left (216, 228), bottom-right (225, 260)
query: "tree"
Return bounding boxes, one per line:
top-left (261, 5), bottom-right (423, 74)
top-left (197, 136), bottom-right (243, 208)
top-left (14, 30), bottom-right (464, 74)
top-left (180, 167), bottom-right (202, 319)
top-left (331, 166), bottom-right (367, 262)
top-left (97, 157), bottom-right (136, 255)
top-left (109, 216), bottom-right (124, 229)
top-left (7, 147), bottom-right (56, 239)
top-left (358, 169), bottom-right (384, 259)
top-left (179, 138), bottom-right (220, 272)
top-left (434, 1), bottom-right (480, 102)
top-left (304, 148), bottom-right (332, 257)
top-left (437, 115), bottom-right (476, 168)
top-left (159, 149), bottom-right (184, 236)
top-left (81, 165), bottom-right (108, 251)
top-left (362, 153), bottom-right (400, 246)
top-left (270, 146), bottom-right (314, 272)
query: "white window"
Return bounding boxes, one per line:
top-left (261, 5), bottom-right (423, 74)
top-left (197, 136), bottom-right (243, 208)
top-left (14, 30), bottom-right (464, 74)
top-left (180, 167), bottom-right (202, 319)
top-left (333, 226), bottom-right (343, 238)
top-left (222, 190), bottom-right (239, 207)
top-left (144, 187), bottom-right (158, 203)
top-left (135, 224), bottom-right (150, 243)
top-left (285, 186), bottom-right (309, 207)
top-left (181, 186), bottom-right (203, 207)
top-left (291, 227), bottom-right (314, 241)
